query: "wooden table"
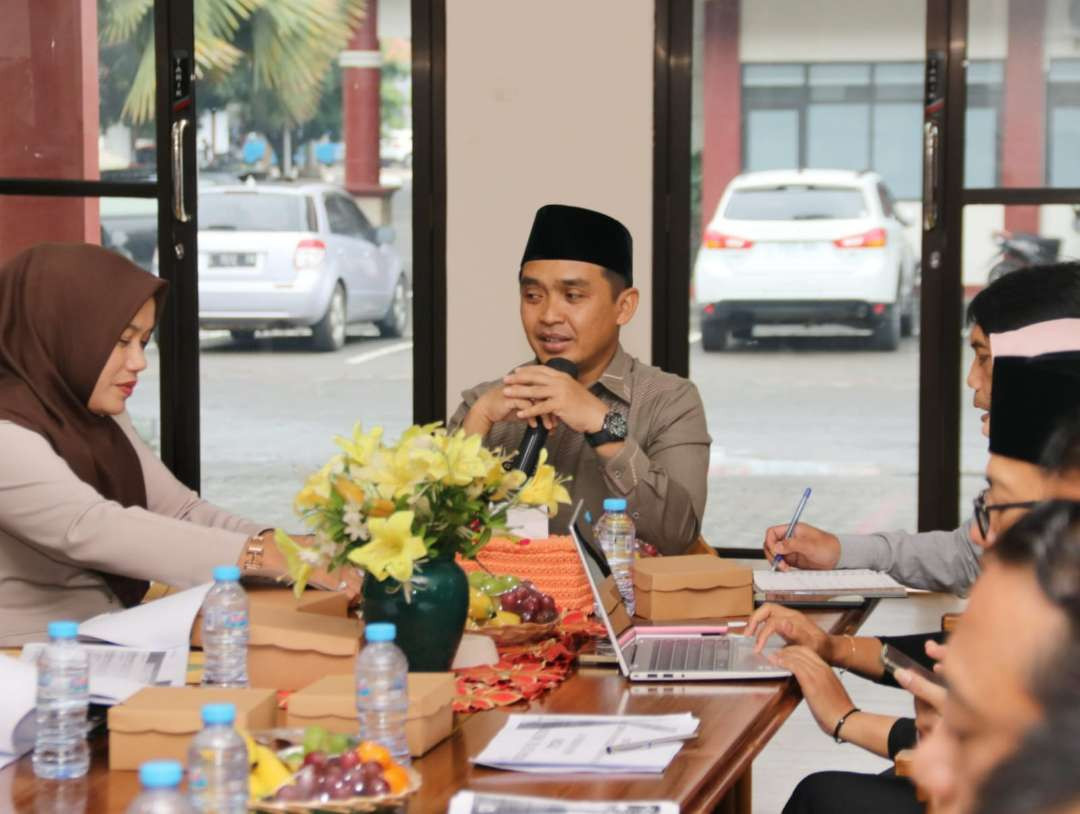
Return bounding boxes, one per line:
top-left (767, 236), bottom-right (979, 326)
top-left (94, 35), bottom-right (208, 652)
top-left (3, 604), bottom-right (873, 813)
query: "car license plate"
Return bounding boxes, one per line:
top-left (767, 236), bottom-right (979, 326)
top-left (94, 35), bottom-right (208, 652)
top-left (209, 252), bottom-right (257, 268)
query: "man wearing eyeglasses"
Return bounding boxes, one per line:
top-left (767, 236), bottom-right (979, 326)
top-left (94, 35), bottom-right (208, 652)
top-left (765, 351), bottom-right (1080, 814)
top-left (762, 263), bottom-right (1080, 595)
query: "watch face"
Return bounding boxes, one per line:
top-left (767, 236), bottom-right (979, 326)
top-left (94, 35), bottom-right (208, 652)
top-left (606, 411), bottom-right (628, 440)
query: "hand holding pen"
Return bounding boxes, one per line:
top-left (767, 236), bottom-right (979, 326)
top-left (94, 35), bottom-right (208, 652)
top-left (771, 488), bottom-right (811, 571)
top-left (763, 493), bottom-right (844, 571)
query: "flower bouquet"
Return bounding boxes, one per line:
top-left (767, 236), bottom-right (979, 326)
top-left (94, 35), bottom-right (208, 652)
top-left (275, 422), bottom-right (571, 668)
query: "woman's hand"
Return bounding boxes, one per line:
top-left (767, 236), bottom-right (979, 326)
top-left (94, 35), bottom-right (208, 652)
top-left (305, 562), bottom-right (363, 602)
top-left (747, 603), bottom-right (831, 659)
top-left (770, 645), bottom-right (855, 736)
top-left (239, 531), bottom-right (362, 602)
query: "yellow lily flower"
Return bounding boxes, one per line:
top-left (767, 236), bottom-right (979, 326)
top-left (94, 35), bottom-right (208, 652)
top-left (517, 450), bottom-right (572, 516)
top-left (347, 510), bottom-right (428, 583)
top-left (274, 529), bottom-right (315, 597)
top-left (335, 423), bottom-right (383, 468)
top-left (294, 455), bottom-right (343, 512)
top-left (438, 430), bottom-right (489, 487)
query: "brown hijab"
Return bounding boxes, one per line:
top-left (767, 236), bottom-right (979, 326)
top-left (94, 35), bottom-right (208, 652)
top-left (0, 243), bottom-right (168, 606)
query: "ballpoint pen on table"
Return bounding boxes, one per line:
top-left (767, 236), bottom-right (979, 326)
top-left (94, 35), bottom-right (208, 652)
top-left (605, 733), bottom-right (698, 754)
top-left (772, 487), bottom-right (812, 571)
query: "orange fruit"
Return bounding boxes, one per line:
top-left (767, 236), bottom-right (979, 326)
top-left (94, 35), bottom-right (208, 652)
top-left (384, 764), bottom-right (409, 795)
top-left (356, 740), bottom-right (393, 768)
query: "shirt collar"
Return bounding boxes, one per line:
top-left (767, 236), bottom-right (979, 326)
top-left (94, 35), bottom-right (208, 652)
top-left (592, 345), bottom-right (633, 404)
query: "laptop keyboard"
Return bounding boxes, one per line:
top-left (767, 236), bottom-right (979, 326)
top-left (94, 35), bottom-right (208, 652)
top-left (646, 637), bottom-right (732, 672)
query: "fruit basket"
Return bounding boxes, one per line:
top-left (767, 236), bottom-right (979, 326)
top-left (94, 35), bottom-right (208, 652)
top-left (466, 572), bottom-right (563, 645)
top-left (247, 727), bottom-right (420, 813)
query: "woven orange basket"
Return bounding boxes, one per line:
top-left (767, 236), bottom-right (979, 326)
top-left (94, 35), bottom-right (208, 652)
top-left (459, 536), bottom-right (595, 613)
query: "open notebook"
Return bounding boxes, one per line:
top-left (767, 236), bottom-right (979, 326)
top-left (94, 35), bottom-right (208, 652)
top-left (753, 568), bottom-right (907, 600)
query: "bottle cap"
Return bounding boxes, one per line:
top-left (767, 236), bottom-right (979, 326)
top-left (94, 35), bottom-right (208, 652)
top-left (603, 498), bottom-right (627, 512)
top-left (139, 759), bottom-right (183, 789)
top-left (47, 621), bottom-right (79, 640)
top-left (201, 703), bottom-right (237, 726)
top-left (365, 622), bottom-right (397, 643)
top-left (212, 565), bottom-right (242, 582)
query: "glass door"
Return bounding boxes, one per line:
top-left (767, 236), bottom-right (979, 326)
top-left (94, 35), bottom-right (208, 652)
top-left (0, 0), bottom-right (198, 482)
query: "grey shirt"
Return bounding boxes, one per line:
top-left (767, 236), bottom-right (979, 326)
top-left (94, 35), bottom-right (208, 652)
top-left (836, 518), bottom-right (982, 595)
top-left (448, 346), bottom-right (712, 555)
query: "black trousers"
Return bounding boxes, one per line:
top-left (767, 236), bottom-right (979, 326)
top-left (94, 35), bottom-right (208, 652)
top-left (781, 769), bottom-right (924, 814)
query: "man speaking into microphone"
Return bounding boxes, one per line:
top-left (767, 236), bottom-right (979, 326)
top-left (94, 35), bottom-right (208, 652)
top-left (449, 204), bottom-right (711, 555)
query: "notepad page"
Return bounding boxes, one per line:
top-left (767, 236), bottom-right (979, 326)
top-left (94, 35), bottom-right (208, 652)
top-left (753, 569), bottom-right (905, 593)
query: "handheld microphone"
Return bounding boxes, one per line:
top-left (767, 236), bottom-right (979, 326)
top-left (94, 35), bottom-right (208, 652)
top-left (506, 357), bottom-right (579, 477)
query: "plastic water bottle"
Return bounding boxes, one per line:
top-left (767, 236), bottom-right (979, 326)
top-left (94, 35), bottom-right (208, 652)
top-left (201, 565), bottom-right (249, 688)
top-left (355, 622), bottom-right (410, 765)
top-left (32, 620), bottom-right (89, 780)
top-left (187, 703), bottom-right (249, 814)
top-left (597, 497), bottom-right (637, 616)
top-left (126, 760), bottom-right (195, 814)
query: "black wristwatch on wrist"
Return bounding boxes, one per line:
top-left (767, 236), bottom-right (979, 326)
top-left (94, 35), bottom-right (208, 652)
top-left (585, 410), bottom-right (628, 447)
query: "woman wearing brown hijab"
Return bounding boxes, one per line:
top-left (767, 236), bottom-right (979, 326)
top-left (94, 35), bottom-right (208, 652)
top-left (0, 243), bottom-right (351, 645)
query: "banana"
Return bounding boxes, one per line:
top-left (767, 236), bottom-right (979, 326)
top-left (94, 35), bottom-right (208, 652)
top-left (253, 743), bottom-right (294, 794)
top-left (249, 772), bottom-right (270, 802)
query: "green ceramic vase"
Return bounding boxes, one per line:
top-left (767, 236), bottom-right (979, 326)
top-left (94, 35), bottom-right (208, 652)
top-left (360, 550), bottom-right (469, 672)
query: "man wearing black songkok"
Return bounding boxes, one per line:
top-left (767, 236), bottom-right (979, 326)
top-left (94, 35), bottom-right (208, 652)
top-left (448, 204), bottom-right (710, 554)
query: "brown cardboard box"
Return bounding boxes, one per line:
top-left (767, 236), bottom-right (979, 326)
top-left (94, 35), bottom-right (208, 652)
top-left (248, 606), bottom-right (363, 691)
top-left (107, 686), bottom-right (277, 770)
top-left (285, 672), bottom-right (456, 758)
top-left (632, 555), bottom-right (753, 620)
top-left (191, 587), bottom-right (349, 648)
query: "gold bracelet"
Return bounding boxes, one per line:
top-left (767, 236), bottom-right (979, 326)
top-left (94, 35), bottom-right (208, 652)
top-left (240, 534), bottom-right (266, 574)
top-left (845, 634), bottom-right (856, 668)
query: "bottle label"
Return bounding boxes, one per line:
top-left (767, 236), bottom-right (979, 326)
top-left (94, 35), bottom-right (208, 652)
top-left (37, 672), bottom-right (88, 694)
top-left (205, 608), bottom-right (249, 630)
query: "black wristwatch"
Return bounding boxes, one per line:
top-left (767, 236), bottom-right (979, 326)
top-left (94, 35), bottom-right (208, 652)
top-left (585, 410), bottom-right (628, 447)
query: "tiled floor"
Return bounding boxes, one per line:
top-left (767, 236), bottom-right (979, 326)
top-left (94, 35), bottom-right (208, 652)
top-left (750, 590), bottom-right (966, 813)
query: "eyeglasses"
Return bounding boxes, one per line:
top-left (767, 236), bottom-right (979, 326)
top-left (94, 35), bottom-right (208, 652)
top-left (973, 489), bottom-right (1040, 539)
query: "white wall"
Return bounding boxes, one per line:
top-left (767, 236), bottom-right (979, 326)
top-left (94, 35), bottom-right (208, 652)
top-left (444, 0), bottom-right (654, 416)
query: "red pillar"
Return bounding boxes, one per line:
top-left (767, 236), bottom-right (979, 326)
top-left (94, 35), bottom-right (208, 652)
top-left (702, 0), bottom-right (741, 236)
top-left (342, 0), bottom-right (384, 195)
top-left (1000, 0), bottom-right (1046, 233)
top-left (0, 0), bottom-right (100, 262)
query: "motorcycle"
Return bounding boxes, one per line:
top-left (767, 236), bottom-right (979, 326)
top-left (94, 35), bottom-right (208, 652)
top-left (987, 229), bottom-right (1061, 283)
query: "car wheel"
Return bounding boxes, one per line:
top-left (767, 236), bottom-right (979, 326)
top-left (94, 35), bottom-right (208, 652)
top-left (229, 330), bottom-right (256, 345)
top-left (900, 288), bottom-right (920, 338)
top-left (871, 304), bottom-right (902, 351)
top-left (701, 319), bottom-right (730, 352)
top-left (311, 283), bottom-right (347, 352)
top-left (376, 276), bottom-right (409, 338)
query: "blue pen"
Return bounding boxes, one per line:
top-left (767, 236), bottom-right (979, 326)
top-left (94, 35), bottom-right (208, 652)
top-left (772, 487), bottom-right (812, 571)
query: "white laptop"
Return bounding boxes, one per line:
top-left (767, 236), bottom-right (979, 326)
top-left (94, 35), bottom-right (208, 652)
top-left (569, 503), bottom-right (789, 682)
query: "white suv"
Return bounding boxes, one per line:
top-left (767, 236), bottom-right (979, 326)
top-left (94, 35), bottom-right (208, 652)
top-left (693, 169), bottom-right (919, 351)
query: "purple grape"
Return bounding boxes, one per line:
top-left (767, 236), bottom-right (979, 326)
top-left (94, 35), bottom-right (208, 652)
top-left (367, 777), bottom-right (391, 796)
top-left (303, 750), bottom-right (328, 769)
top-left (274, 784), bottom-right (301, 802)
top-left (339, 750), bottom-right (360, 771)
top-left (351, 777), bottom-right (371, 797)
top-left (328, 778), bottom-right (353, 800)
top-left (359, 760), bottom-right (384, 780)
top-left (326, 755), bottom-right (342, 771)
top-left (292, 765), bottom-right (318, 800)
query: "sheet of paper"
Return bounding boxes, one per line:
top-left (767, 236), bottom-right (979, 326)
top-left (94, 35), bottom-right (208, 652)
top-left (0, 654), bottom-right (37, 763)
top-left (77, 583), bottom-right (211, 649)
top-left (753, 568), bottom-right (905, 594)
top-left (449, 791), bottom-right (680, 814)
top-left (20, 643), bottom-right (188, 704)
top-left (471, 713), bottom-right (699, 774)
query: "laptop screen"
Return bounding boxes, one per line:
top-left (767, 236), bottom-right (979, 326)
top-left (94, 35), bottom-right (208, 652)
top-left (568, 502), bottom-right (633, 641)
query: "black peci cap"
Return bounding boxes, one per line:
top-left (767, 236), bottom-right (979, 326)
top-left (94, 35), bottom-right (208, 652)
top-left (990, 352), bottom-right (1080, 464)
top-left (520, 204), bottom-right (633, 285)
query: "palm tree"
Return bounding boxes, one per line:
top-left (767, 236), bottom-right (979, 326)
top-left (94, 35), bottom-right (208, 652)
top-left (100, 0), bottom-right (364, 127)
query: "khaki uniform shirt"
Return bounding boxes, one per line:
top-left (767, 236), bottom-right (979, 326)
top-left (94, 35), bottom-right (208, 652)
top-left (448, 346), bottom-right (711, 554)
top-left (0, 413), bottom-right (260, 644)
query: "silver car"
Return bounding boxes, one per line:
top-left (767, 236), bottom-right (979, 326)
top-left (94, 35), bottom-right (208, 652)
top-left (197, 183), bottom-right (408, 351)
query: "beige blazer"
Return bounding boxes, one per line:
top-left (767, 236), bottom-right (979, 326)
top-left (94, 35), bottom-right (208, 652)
top-left (0, 413), bottom-right (262, 645)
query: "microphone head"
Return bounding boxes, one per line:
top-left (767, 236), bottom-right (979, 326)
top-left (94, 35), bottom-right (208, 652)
top-left (545, 357), bottom-right (579, 379)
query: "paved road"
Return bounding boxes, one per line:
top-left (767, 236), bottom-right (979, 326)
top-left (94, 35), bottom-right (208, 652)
top-left (129, 328), bottom-right (988, 546)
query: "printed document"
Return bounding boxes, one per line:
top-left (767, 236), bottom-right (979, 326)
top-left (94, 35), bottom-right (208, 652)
top-left (472, 713), bottom-right (699, 774)
top-left (449, 791), bottom-right (679, 813)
